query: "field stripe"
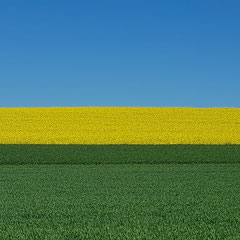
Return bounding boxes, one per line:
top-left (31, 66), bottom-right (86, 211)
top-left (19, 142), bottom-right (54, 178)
top-left (1, 107), bottom-right (240, 144)
top-left (0, 145), bottom-right (240, 165)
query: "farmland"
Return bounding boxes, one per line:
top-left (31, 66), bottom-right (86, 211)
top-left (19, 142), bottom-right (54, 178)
top-left (1, 107), bottom-right (240, 239)
top-left (0, 107), bottom-right (240, 144)
top-left (0, 144), bottom-right (240, 165)
top-left (1, 164), bottom-right (240, 239)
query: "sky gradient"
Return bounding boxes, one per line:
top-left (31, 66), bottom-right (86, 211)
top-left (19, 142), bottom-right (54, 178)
top-left (1, 0), bottom-right (239, 108)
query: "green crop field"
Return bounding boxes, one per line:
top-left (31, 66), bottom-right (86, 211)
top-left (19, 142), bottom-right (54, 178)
top-left (0, 164), bottom-right (240, 239)
top-left (1, 145), bottom-right (240, 239)
top-left (1, 145), bottom-right (240, 164)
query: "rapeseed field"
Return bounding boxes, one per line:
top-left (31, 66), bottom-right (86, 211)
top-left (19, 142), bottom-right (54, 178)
top-left (0, 107), bottom-right (239, 144)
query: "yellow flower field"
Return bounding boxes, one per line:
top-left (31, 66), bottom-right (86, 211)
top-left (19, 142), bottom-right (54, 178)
top-left (0, 107), bottom-right (239, 144)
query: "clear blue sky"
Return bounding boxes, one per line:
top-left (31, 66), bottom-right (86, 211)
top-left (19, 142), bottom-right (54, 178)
top-left (1, 0), bottom-right (239, 108)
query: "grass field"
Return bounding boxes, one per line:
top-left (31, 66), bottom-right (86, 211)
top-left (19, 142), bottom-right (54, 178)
top-left (0, 164), bottom-right (240, 240)
top-left (1, 145), bottom-right (240, 164)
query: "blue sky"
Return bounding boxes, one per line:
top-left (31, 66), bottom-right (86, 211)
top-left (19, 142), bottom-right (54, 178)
top-left (0, 0), bottom-right (239, 107)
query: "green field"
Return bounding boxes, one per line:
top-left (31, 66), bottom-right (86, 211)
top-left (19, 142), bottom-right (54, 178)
top-left (1, 145), bottom-right (240, 239)
top-left (0, 164), bottom-right (240, 239)
top-left (1, 145), bottom-right (240, 164)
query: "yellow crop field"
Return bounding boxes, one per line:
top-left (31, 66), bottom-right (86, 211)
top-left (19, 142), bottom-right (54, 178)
top-left (0, 107), bottom-right (239, 144)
